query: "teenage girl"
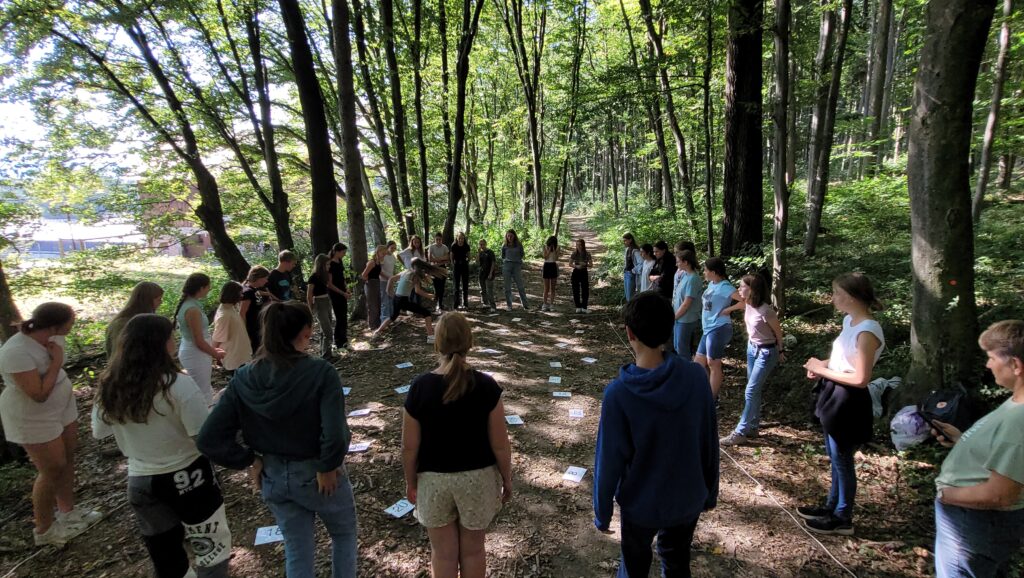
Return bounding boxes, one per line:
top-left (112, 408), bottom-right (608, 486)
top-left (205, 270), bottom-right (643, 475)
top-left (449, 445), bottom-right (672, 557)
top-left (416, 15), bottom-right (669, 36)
top-left (635, 244), bottom-right (656, 293)
top-left (93, 314), bottom-right (231, 577)
top-left (501, 230), bottom-right (529, 311)
top-left (240, 266), bottom-right (272, 354)
top-left (671, 250), bottom-right (702, 361)
top-left (105, 281), bottom-right (164, 357)
top-left (399, 236), bottom-right (427, 305)
top-left (621, 233), bottom-right (641, 303)
top-left (694, 257), bottom-right (741, 398)
top-left (327, 243), bottom-right (353, 350)
top-left (569, 238), bottom-right (593, 314)
top-left (307, 253), bottom-right (335, 359)
top-left (362, 245), bottom-right (386, 331)
top-left (0, 303), bottom-right (101, 546)
top-left (212, 281), bottom-right (253, 372)
top-left (373, 258), bottom-right (446, 343)
top-left (719, 274), bottom-right (785, 446)
top-left (174, 273), bottom-right (226, 405)
top-left (451, 233), bottom-right (471, 310)
top-left (541, 236), bottom-right (560, 312)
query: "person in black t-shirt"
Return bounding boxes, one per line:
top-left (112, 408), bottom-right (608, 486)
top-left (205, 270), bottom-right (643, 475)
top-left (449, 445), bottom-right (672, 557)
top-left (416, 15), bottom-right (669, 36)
top-left (327, 243), bottom-right (352, 350)
top-left (451, 232), bottom-right (471, 310)
top-left (477, 239), bottom-right (497, 312)
top-left (267, 250), bottom-right (297, 301)
top-left (306, 254), bottom-right (334, 359)
top-left (240, 265), bottom-right (272, 354)
top-left (402, 312), bottom-right (513, 577)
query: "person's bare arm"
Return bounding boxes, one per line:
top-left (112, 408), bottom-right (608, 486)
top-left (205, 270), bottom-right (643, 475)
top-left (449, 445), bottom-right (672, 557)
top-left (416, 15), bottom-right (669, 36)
top-left (402, 411), bottom-right (421, 503)
top-left (10, 345), bottom-right (63, 403)
top-left (805, 332), bottom-right (881, 387)
top-left (488, 399), bottom-right (514, 502)
top-left (186, 308), bottom-right (225, 360)
top-left (941, 471), bottom-right (1024, 510)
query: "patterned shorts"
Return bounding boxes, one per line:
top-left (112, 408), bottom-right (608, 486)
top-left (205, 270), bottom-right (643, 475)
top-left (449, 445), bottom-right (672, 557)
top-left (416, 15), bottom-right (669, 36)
top-left (414, 465), bottom-right (503, 530)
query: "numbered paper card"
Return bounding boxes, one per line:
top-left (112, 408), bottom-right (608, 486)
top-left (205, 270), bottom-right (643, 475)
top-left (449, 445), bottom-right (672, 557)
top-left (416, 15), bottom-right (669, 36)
top-left (541, 321), bottom-right (553, 327)
top-left (394, 385), bottom-right (411, 394)
top-left (575, 330), bottom-right (585, 334)
top-left (569, 409), bottom-right (585, 418)
top-left (563, 466), bottom-right (587, 483)
top-left (556, 342), bottom-right (571, 349)
top-left (505, 415), bottom-right (525, 426)
top-left (478, 348), bottom-right (502, 354)
top-left (385, 499), bottom-right (416, 518)
top-left (552, 391), bottom-right (572, 398)
top-left (348, 408), bottom-right (372, 417)
top-left (511, 318), bottom-right (522, 322)
top-left (581, 357), bottom-right (598, 364)
top-left (254, 525), bottom-right (285, 546)
top-left (548, 376), bottom-right (562, 384)
top-left (518, 340), bottom-right (533, 346)
top-left (348, 442), bottom-right (371, 453)
top-left (395, 362), bottom-right (414, 369)
top-left (343, 387), bottom-right (351, 396)
top-left (550, 361), bottom-right (562, 368)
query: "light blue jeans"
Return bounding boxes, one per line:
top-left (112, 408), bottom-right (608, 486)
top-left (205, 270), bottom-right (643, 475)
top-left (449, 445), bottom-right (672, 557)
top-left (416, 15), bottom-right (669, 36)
top-left (734, 341), bottom-right (779, 436)
top-left (624, 271), bottom-right (637, 303)
top-left (379, 281), bottom-right (393, 320)
top-left (503, 262), bottom-right (529, 309)
top-left (673, 321), bottom-right (700, 361)
top-left (824, 434), bottom-right (857, 520)
top-left (261, 456), bottom-right (357, 578)
top-left (934, 498), bottom-right (1024, 578)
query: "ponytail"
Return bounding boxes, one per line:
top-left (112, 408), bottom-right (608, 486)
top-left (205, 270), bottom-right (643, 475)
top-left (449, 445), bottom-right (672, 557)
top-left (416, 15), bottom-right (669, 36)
top-left (172, 273), bottom-right (211, 330)
top-left (441, 352), bottom-right (475, 403)
top-left (21, 302), bottom-right (74, 334)
top-left (434, 312), bottom-right (476, 403)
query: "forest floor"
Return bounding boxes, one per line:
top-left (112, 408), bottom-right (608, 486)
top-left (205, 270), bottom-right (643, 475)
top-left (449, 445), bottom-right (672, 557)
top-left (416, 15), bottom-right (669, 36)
top-left (0, 214), bottom-right (953, 577)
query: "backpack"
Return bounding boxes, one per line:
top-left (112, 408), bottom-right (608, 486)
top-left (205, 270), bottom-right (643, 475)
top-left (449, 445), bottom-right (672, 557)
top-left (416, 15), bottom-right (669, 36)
top-left (917, 384), bottom-right (974, 434)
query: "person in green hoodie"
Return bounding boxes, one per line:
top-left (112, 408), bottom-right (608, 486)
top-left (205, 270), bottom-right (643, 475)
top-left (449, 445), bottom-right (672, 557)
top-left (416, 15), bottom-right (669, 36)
top-left (197, 301), bottom-right (355, 578)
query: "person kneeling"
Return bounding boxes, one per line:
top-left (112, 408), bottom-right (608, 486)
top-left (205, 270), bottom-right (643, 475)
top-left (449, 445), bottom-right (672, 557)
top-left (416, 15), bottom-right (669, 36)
top-left (593, 291), bottom-right (719, 578)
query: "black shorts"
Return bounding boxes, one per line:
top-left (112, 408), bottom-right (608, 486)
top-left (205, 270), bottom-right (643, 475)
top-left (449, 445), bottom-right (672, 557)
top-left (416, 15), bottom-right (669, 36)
top-left (542, 262), bottom-right (558, 279)
top-left (392, 296), bottom-right (432, 321)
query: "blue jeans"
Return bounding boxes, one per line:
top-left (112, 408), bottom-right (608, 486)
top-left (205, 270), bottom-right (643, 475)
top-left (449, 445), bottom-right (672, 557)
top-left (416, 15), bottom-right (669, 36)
top-left (261, 456), bottom-right (358, 578)
top-left (503, 262), bottom-right (528, 309)
top-left (934, 498), bottom-right (1024, 578)
top-left (379, 282), bottom-right (393, 320)
top-left (824, 434), bottom-right (857, 520)
top-left (618, 515), bottom-right (699, 578)
top-left (734, 342), bottom-right (779, 436)
top-left (624, 271), bottom-right (637, 303)
top-left (673, 321), bottom-right (699, 361)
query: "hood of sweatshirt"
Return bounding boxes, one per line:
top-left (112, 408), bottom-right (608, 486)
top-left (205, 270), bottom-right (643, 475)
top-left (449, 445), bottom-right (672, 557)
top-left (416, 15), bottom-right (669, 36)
top-left (230, 356), bottom-right (334, 420)
top-left (615, 353), bottom-right (695, 411)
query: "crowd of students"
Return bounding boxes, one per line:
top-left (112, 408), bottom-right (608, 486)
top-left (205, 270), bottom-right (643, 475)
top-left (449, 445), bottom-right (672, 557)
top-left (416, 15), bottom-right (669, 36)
top-left (0, 228), bottom-right (1020, 578)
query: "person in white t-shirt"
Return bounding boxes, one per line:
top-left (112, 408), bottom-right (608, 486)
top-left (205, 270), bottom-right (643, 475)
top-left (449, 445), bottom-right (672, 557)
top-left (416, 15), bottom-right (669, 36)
top-left (212, 281), bottom-right (252, 373)
top-left (0, 302), bottom-right (102, 546)
top-left (93, 314), bottom-right (231, 578)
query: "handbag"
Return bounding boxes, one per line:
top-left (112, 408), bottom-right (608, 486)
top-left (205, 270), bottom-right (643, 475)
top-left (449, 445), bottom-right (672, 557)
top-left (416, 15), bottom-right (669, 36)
top-left (917, 384), bottom-right (974, 434)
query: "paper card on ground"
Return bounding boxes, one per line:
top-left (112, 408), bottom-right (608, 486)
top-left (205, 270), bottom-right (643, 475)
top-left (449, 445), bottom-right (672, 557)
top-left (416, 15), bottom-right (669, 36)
top-left (395, 384), bottom-right (411, 394)
top-left (541, 321), bottom-right (553, 327)
top-left (569, 409), bottom-right (585, 418)
top-left (395, 362), bottom-right (414, 369)
top-left (348, 442), bottom-right (371, 453)
top-left (478, 348), bottom-right (502, 354)
top-left (343, 387), bottom-right (351, 396)
top-left (581, 357), bottom-right (598, 364)
top-left (563, 466), bottom-right (587, 483)
top-left (254, 525), bottom-right (285, 546)
top-left (385, 499), bottom-right (415, 518)
top-left (348, 408), bottom-right (372, 417)
top-left (550, 361), bottom-right (562, 368)
top-left (487, 313), bottom-right (499, 317)
top-left (495, 328), bottom-right (511, 335)
top-left (575, 330), bottom-right (585, 334)
top-left (552, 391), bottom-right (572, 398)
top-left (518, 340), bottom-right (533, 346)
top-left (505, 415), bottom-right (525, 426)
top-left (548, 376), bottom-right (562, 384)
top-left (569, 319), bottom-right (581, 324)
top-left (511, 317), bottom-right (522, 322)
top-left (556, 342), bottom-right (571, 349)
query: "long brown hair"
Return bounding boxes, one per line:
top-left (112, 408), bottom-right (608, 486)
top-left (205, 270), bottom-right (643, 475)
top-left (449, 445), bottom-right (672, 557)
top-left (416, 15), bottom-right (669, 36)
top-left (741, 274), bottom-right (768, 308)
top-left (112, 282), bottom-right (164, 323)
top-left (172, 273), bottom-right (211, 330)
top-left (312, 253), bottom-right (330, 281)
top-left (255, 301), bottom-right (312, 367)
top-left (833, 272), bottom-right (884, 311)
top-left (21, 302), bottom-right (74, 333)
top-left (435, 312), bottom-right (475, 403)
top-left (96, 314), bottom-right (180, 424)
top-left (504, 229), bottom-right (521, 248)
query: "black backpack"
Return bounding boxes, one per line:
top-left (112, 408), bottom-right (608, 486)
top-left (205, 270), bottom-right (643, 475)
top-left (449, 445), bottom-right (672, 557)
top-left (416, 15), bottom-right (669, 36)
top-left (917, 384), bottom-right (975, 434)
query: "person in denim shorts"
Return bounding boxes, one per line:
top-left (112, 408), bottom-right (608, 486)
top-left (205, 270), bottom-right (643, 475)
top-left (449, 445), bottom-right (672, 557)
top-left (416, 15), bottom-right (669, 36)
top-left (694, 257), bottom-right (741, 398)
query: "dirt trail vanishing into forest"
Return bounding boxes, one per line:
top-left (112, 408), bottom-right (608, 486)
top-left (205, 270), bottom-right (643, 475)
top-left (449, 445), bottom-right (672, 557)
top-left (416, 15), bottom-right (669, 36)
top-left (0, 214), bottom-right (933, 577)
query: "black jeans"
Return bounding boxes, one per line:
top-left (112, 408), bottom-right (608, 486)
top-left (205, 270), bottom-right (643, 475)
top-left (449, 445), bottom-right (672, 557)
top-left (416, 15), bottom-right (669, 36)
top-left (618, 515), bottom-right (699, 578)
top-left (329, 293), bottom-right (348, 346)
top-left (433, 270), bottom-right (448, 309)
top-left (571, 268), bottom-right (590, 309)
top-left (452, 262), bottom-right (470, 307)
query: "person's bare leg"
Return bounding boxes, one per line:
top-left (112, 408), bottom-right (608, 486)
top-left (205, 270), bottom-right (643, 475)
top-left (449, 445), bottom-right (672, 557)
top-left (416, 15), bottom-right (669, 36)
top-left (427, 523), bottom-right (460, 578)
top-left (425, 315), bottom-right (434, 336)
top-left (23, 437), bottom-right (68, 532)
top-left (457, 526), bottom-right (487, 578)
top-left (708, 358), bottom-right (724, 398)
top-left (56, 423), bottom-right (77, 513)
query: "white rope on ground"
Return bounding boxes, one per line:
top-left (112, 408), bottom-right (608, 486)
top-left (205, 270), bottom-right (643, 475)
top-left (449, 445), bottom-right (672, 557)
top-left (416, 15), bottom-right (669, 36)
top-left (602, 299), bottom-right (858, 578)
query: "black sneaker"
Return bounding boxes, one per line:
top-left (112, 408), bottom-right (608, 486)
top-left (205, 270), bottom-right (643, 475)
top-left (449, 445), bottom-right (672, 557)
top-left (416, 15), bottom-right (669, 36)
top-left (805, 514), bottom-right (854, 536)
top-left (796, 505), bottom-right (833, 520)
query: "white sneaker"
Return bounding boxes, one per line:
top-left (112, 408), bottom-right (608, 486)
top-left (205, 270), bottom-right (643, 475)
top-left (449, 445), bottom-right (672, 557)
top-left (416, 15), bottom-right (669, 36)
top-left (57, 507), bottom-right (103, 530)
top-left (582, 308), bottom-right (590, 314)
top-left (34, 520), bottom-right (74, 547)
top-left (575, 308), bottom-right (582, 313)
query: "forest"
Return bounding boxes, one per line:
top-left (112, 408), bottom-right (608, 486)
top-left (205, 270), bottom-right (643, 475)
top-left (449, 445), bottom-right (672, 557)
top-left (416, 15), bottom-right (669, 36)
top-left (0, 0), bottom-right (1022, 575)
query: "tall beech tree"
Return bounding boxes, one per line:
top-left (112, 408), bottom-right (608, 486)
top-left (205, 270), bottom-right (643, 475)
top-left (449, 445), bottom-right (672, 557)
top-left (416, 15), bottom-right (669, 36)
top-left (772, 0), bottom-right (791, 313)
top-left (906, 0), bottom-right (995, 396)
top-left (971, 0), bottom-right (1014, 221)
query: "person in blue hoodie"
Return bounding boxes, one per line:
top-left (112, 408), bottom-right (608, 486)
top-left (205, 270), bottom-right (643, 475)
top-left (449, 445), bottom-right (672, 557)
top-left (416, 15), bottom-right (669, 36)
top-left (197, 301), bottom-right (355, 578)
top-left (593, 291), bottom-right (719, 578)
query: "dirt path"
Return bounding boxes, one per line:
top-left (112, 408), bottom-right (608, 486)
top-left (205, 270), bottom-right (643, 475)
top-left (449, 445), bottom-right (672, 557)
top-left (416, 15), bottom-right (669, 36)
top-left (0, 215), bottom-right (933, 577)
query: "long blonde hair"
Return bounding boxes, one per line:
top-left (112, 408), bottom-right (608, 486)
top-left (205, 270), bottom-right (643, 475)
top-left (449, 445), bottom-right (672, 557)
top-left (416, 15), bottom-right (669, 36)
top-left (435, 312), bottom-right (475, 403)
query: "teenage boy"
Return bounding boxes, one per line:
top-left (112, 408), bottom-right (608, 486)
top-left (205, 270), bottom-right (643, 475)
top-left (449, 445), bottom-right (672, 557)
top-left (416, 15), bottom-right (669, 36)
top-left (267, 250), bottom-right (296, 301)
top-left (593, 291), bottom-right (719, 578)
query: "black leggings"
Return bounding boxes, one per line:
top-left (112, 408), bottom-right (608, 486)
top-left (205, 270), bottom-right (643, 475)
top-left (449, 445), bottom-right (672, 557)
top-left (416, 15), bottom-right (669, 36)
top-left (391, 295), bottom-right (432, 322)
top-left (452, 262), bottom-right (470, 307)
top-left (433, 272), bottom-right (447, 310)
top-left (571, 268), bottom-right (590, 309)
top-left (329, 293), bottom-right (348, 346)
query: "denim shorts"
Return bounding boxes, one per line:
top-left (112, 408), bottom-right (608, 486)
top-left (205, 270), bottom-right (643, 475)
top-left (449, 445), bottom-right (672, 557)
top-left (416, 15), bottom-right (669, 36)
top-left (696, 323), bottom-right (733, 360)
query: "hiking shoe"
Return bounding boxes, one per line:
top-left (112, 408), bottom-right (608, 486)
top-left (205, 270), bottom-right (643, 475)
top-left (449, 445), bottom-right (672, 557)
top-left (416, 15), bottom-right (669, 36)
top-left (34, 520), bottom-right (74, 547)
top-left (805, 514), bottom-right (854, 536)
top-left (719, 432), bottom-right (750, 447)
top-left (796, 505), bottom-right (834, 520)
top-left (57, 507), bottom-right (102, 530)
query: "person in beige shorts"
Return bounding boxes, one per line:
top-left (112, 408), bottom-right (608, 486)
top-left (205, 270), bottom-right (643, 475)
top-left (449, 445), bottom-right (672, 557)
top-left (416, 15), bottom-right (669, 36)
top-left (402, 312), bottom-right (513, 578)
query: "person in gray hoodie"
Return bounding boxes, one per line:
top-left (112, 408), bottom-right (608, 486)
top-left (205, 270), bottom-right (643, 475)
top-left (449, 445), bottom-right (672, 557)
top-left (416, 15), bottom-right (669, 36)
top-left (197, 301), bottom-right (355, 578)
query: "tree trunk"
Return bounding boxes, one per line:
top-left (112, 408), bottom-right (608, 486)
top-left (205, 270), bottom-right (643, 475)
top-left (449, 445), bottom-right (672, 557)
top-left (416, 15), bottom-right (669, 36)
top-left (786, 55), bottom-right (798, 187)
top-left (905, 0), bottom-right (995, 398)
top-left (803, 0), bottom-right (852, 257)
top-left (868, 0), bottom-right (893, 172)
top-left (806, 3), bottom-right (835, 199)
top-left (703, 2), bottom-right (716, 256)
top-left (414, 0), bottom-right (430, 242)
top-left (279, 0), bottom-right (339, 257)
top-left (971, 0), bottom-right (1013, 221)
top-left (381, 0), bottom-right (418, 240)
top-left (998, 153), bottom-right (1015, 189)
top-left (772, 0), bottom-right (791, 313)
top-left (721, 0), bottom-right (764, 257)
top-left (332, 0), bottom-right (368, 320)
top-left (360, 159), bottom-right (387, 245)
top-left (0, 260), bottom-right (21, 341)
